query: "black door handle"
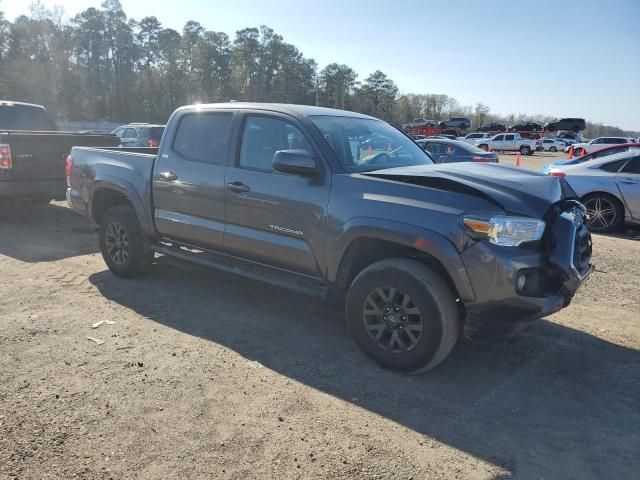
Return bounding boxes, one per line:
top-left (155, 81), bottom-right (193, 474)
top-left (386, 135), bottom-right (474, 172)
top-left (227, 181), bottom-right (250, 193)
top-left (160, 171), bottom-right (178, 181)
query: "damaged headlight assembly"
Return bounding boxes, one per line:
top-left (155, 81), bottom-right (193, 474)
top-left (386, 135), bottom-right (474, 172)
top-left (462, 215), bottom-right (546, 247)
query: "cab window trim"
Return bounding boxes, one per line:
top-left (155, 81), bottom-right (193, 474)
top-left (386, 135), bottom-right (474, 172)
top-left (235, 112), bottom-right (320, 174)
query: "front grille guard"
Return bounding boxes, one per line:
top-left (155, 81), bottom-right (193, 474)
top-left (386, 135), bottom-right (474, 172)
top-left (547, 202), bottom-right (593, 292)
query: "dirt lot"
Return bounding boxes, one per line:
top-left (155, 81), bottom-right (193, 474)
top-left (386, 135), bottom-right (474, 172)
top-left (1, 154), bottom-right (639, 479)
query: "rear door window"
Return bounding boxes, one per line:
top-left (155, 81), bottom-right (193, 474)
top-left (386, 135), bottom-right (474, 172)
top-left (172, 113), bottom-right (233, 164)
top-left (505, 134), bottom-right (515, 141)
top-left (620, 157), bottom-right (640, 174)
top-left (600, 158), bottom-right (629, 172)
top-left (123, 128), bottom-right (138, 139)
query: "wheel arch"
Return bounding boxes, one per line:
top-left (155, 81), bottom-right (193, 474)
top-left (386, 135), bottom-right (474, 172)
top-left (90, 177), bottom-right (154, 236)
top-left (327, 218), bottom-right (475, 303)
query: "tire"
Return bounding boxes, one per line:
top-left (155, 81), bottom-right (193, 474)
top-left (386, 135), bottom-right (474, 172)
top-left (582, 193), bottom-right (624, 233)
top-left (478, 144), bottom-right (489, 151)
top-left (520, 145), bottom-right (531, 155)
top-left (99, 205), bottom-right (153, 277)
top-left (550, 146), bottom-right (557, 152)
top-left (345, 258), bottom-right (460, 373)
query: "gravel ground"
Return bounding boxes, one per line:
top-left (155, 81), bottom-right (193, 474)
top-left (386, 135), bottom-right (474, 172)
top-left (1, 167), bottom-right (639, 480)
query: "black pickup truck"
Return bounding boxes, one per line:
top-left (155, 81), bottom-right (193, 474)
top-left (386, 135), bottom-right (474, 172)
top-left (67, 103), bottom-right (592, 373)
top-left (0, 101), bottom-right (119, 206)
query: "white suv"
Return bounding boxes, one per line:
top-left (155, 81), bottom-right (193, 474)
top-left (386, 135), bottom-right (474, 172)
top-left (571, 137), bottom-right (633, 156)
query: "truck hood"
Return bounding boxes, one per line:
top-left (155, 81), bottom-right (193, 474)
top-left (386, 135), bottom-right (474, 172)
top-left (364, 163), bottom-right (577, 218)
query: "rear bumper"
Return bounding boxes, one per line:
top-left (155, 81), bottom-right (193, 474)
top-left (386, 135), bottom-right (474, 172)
top-left (66, 187), bottom-right (89, 217)
top-left (460, 207), bottom-right (592, 339)
top-left (0, 179), bottom-right (66, 200)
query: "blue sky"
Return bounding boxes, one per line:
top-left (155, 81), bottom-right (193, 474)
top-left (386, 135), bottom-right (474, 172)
top-left (4, 0), bottom-right (639, 130)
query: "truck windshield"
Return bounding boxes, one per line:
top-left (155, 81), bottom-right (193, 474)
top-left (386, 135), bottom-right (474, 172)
top-left (310, 116), bottom-right (433, 172)
top-left (0, 104), bottom-right (57, 131)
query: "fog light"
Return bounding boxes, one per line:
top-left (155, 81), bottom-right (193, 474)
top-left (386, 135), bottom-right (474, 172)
top-left (517, 274), bottom-right (527, 291)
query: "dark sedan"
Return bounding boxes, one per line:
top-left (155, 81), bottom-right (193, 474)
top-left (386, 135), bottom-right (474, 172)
top-left (478, 122), bottom-right (506, 132)
top-left (509, 122), bottom-right (542, 132)
top-left (416, 138), bottom-right (498, 163)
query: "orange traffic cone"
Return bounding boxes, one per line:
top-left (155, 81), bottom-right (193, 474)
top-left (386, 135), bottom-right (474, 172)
top-left (367, 145), bottom-right (373, 156)
top-left (568, 145), bottom-right (574, 158)
top-left (515, 152), bottom-right (521, 167)
top-left (387, 143), bottom-right (392, 152)
top-left (580, 148), bottom-right (586, 157)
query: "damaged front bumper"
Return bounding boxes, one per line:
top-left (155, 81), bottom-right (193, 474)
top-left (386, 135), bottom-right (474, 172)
top-left (460, 205), bottom-right (592, 339)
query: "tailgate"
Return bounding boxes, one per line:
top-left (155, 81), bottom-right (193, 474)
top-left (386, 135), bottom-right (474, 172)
top-left (2, 132), bottom-right (118, 182)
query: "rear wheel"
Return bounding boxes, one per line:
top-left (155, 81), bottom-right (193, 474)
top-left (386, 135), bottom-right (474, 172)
top-left (550, 146), bottom-right (557, 152)
top-left (478, 144), bottom-right (489, 151)
top-left (99, 205), bottom-right (153, 277)
top-left (345, 258), bottom-right (460, 373)
top-left (582, 193), bottom-right (624, 233)
top-left (520, 145), bottom-right (532, 155)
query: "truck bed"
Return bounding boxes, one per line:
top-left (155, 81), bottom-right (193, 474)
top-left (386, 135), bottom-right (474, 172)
top-left (0, 131), bottom-right (120, 200)
top-left (67, 146), bottom-right (158, 219)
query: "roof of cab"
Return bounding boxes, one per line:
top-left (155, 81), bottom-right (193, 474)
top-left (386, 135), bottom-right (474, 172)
top-left (175, 102), bottom-right (377, 120)
top-left (0, 100), bottom-right (46, 109)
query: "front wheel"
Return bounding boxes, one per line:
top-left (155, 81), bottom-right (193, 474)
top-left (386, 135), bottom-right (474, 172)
top-left (550, 146), bottom-right (557, 152)
top-left (99, 205), bottom-right (153, 277)
top-left (345, 258), bottom-right (460, 373)
top-left (478, 144), bottom-right (489, 151)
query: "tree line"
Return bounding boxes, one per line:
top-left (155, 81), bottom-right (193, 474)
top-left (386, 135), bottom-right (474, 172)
top-left (0, 1), bottom-right (636, 138)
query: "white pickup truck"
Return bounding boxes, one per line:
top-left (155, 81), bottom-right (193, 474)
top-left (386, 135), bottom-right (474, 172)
top-left (475, 133), bottom-right (538, 155)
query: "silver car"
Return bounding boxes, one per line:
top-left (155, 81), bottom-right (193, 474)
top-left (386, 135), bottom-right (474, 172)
top-left (548, 151), bottom-right (640, 232)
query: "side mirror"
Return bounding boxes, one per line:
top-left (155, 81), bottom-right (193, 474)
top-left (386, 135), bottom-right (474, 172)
top-left (273, 149), bottom-right (319, 176)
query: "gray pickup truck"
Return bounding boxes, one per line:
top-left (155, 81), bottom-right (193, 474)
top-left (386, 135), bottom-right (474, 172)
top-left (67, 103), bottom-right (592, 373)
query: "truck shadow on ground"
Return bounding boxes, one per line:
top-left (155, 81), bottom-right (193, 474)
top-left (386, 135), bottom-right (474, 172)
top-left (0, 203), bottom-right (99, 262)
top-left (89, 259), bottom-right (640, 480)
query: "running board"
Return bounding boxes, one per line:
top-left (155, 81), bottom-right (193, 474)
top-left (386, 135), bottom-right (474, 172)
top-left (151, 243), bottom-right (329, 299)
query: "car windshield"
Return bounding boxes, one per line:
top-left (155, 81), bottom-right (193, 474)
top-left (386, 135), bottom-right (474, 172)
top-left (310, 115), bottom-right (433, 172)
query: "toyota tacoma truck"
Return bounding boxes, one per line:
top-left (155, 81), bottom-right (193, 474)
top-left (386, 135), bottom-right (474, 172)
top-left (475, 133), bottom-right (539, 155)
top-left (0, 100), bottom-right (119, 206)
top-left (67, 103), bottom-right (592, 373)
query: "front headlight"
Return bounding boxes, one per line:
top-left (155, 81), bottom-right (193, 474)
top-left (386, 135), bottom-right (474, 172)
top-left (462, 215), bottom-right (545, 247)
